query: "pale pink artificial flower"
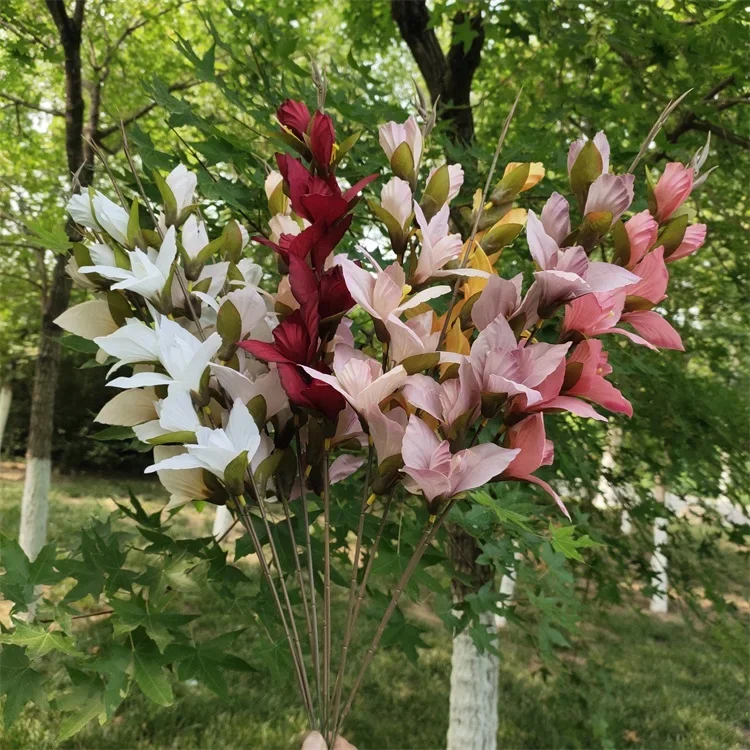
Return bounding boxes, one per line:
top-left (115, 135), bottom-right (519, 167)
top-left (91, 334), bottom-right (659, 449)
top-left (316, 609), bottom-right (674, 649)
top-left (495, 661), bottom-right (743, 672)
top-left (518, 210), bottom-right (637, 322)
top-left (338, 254), bottom-right (451, 323)
top-left (401, 415), bottom-right (519, 510)
top-left (583, 172), bottom-right (635, 224)
top-left (402, 359), bottom-right (480, 430)
top-left (386, 310), bottom-right (439, 364)
top-left (567, 131), bottom-right (610, 175)
top-left (412, 203), bottom-right (483, 283)
top-left (426, 164), bottom-right (465, 202)
top-left (469, 312), bottom-right (571, 405)
top-left (471, 274), bottom-right (523, 331)
top-left (366, 406), bottom-right (408, 465)
top-left (302, 344), bottom-right (407, 413)
top-left (331, 404), bottom-right (367, 448)
top-left (539, 192), bottom-right (571, 245)
top-left (653, 163), bottom-right (694, 223)
top-left (378, 116), bottom-right (423, 166)
top-left (502, 413), bottom-right (569, 518)
top-left (380, 177), bottom-right (413, 229)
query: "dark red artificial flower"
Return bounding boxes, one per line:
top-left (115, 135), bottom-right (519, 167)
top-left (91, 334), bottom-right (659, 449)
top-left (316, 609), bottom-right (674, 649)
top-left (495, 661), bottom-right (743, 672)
top-left (309, 112), bottom-right (335, 173)
top-left (277, 99), bottom-right (311, 141)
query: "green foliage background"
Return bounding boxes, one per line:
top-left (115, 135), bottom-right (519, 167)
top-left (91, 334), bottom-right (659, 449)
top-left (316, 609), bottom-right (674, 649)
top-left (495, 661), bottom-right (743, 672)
top-left (0, 0), bottom-right (747, 747)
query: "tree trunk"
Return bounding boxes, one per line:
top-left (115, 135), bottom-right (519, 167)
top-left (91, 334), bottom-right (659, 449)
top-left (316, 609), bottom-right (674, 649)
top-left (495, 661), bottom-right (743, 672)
top-left (649, 481), bottom-right (668, 614)
top-left (446, 525), bottom-right (498, 750)
top-left (20, 0), bottom-right (88, 562)
top-left (19, 257), bottom-right (71, 560)
top-left (447, 610), bottom-right (499, 750)
top-left (495, 544), bottom-right (521, 630)
top-left (0, 382), bottom-right (12, 456)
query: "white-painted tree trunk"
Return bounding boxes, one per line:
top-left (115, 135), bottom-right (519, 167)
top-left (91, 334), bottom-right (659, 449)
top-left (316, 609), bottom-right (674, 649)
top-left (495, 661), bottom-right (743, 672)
top-left (212, 504), bottom-right (234, 540)
top-left (447, 612), bottom-right (499, 750)
top-left (19, 457), bottom-right (51, 562)
top-left (649, 480), bottom-right (668, 614)
top-left (0, 382), bottom-right (11, 456)
top-left (495, 546), bottom-right (522, 629)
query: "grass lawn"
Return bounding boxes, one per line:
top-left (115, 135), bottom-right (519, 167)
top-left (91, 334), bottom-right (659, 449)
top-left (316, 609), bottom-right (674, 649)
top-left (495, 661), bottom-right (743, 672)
top-left (0, 465), bottom-right (747, 749)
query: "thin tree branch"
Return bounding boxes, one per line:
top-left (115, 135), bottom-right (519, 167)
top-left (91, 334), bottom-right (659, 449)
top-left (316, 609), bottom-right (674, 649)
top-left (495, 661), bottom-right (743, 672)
top-left (0, 93), bottom-right (64, 117)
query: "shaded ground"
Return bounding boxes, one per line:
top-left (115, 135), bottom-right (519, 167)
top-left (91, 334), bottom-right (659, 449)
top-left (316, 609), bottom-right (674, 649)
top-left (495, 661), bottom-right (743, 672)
top-left (0, 466), bottom-right (747, 749)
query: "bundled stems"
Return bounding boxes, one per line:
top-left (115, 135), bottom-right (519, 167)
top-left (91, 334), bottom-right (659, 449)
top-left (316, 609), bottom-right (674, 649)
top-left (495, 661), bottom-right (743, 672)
top-left (294, 417), bottom-right (323, 723)
top-left (329, 445), bottom-right (374, 742)
top-left (249, 475), bottom-right (315, 728)
top-left (335, 498), bottom-right (456, 735)
top-left (278, 487), bottom-right (316, 692)
top-left (233, 499), bottom-right (315, 726)
top-left (322, 447), bottom-right (333, 736)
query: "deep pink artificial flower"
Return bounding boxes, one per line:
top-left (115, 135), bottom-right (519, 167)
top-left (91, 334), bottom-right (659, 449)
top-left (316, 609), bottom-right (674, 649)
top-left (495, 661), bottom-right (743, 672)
top-left (510, 338), bottom-right (632, 422)
top-left (623, 210), bottom-right (659, 269)
top-left (665, 223), bottom-right (707, 263)
top-left (653, 163), bottom-right (694, 223)
top-left (400, 415), bottom-right (519, 513)
top-left (502, 414), bottom-right (569, 518)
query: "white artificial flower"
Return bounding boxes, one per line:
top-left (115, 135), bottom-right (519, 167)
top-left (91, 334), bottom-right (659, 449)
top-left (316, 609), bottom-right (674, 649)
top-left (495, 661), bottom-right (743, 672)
top-left (79, 225), bottom-right (178, 301)
top-left (67, 190), bottom-right (130, 245)
top-left (181, 215), bottom-right (209, 259)
top-left (269, 214), bottom-right (305, 244)
top-left (145, 398), bottom-right (261, 481)
top-left (264, 171), bottom-right (284, 200)
top-left (152, 445), bottom-right (212, 510)
top-left (54, 299), bottom-right (118, 340)
top-left (166, 164), bottom-right (197, 214)
top-left (96, 316), bottom-right (221, 391)
top-left (133, 384), bottom-right (202, 442)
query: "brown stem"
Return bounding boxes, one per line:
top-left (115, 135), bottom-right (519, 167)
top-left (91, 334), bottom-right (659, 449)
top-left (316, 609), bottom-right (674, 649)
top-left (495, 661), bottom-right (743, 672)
top-left (336, 498), bottom-right (455, 734)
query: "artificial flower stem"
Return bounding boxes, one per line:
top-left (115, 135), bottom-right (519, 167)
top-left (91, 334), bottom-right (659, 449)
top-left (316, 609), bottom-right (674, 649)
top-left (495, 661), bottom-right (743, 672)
top-left (322, 443), bottom-right (333, 736)
top-left (329, 445), bottom-right (374, 744)
top-left (250, 477), bottom-right (316, 729)
top-left (278, 485), bottom-right (316, 703)
top-left (233, 498), bottom-right (315, 727)
top-left (294, 417), bottom-right (323, 721)
top-left (336, 498), bottom-right (457, 734)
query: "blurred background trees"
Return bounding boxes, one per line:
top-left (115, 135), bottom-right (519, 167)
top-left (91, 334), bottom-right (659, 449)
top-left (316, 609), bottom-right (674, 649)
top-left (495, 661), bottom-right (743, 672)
top-left (0, 1), bottom-right (746, 747)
